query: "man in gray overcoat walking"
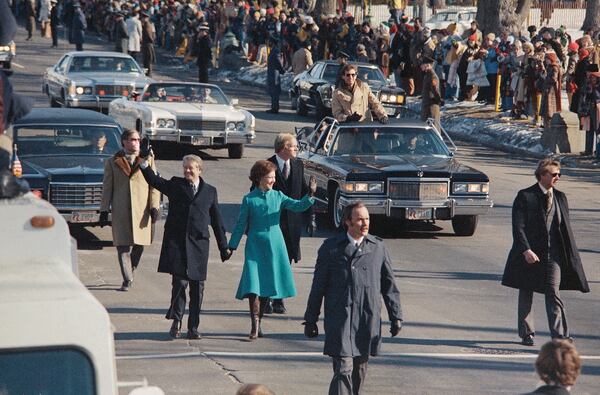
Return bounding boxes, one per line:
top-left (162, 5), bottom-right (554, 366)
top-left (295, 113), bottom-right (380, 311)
top-left (303, 202), bottom-right (403, 395)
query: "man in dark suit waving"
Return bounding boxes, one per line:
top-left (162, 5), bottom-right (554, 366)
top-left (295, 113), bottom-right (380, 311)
top-left (502, 159), bottom-right (589, 347)
top-left (266, 132), bottom-right (310, 314)
top-left (140, 147), bottom-right (230, 339)
top-left (303, 202), bottom-right (403, 395)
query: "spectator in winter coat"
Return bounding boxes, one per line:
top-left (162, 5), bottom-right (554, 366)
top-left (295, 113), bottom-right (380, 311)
top-left (291, 40), bottom-right (313, 75)
top-left (466, 49), bottom-right (489, 101)
top-left (540, 51), bottom-right (562, 129)
top-left (127, 11), bottom-right (143, 60)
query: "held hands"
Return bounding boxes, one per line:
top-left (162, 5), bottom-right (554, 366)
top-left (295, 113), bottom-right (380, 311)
top-left (220, 248), bottom-right (233, 262)
top-left (390, 319), bottom-right (402, 337)
top-left (303, 322), bottom-right (319, 338)
top-left (346, 112), bottom-right (362, 122)
top-left (139, 137), bottom-right (153, 159)
top-left (523, 249), bottom-right (540, 264)
top-left (99, 211), bottom-right (109, 227)
top-left (308, 175), bottom-right (317, 196)
top-left (378, 116), bottom-right (389, 124)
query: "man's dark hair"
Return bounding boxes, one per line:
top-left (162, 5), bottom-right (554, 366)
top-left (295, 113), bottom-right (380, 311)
top-left (535, 158), bottom-right (560, 181)
top-left (341, 201), bottom-right (367, 230)
top-left (121, 128), bottom-right (139, 144)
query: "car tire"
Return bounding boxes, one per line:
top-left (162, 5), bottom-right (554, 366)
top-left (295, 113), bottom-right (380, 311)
top-left (296, 97), bottom-right (308, 116)
top-left (228, 143), bottom-right (244, 159)
top-left (451, 215), bottom-right (478, 236)
top-left (49, 87), bottom-right (60, 108)
top-left (329, 186), bottom-right (343, 229)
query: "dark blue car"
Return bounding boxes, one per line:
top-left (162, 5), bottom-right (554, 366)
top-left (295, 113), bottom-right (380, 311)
top-left (11, 108), bottom-right (123, 226)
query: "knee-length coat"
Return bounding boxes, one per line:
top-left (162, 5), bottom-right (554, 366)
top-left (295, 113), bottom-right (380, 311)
top-left (126, 16), bottom-right (142, 53)
top-left (100, 152), bottom-right (160, 246)
top-left (229, 188), bottom-right (314, 300)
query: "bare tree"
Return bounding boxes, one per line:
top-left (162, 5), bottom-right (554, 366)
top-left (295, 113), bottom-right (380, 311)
top-left (313, 0), bottom-right (336, 16)
top-left (582, 0), bottom-right (600, 33)
top-left (476, 0), bottom-right (532, 35)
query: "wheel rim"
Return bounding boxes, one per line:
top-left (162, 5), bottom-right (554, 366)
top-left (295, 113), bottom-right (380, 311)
top-left (333, 189), bottom-right (343, 228)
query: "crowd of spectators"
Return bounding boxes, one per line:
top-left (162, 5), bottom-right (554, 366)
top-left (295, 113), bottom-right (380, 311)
top-left (12, 0), bottom-right (600, 157)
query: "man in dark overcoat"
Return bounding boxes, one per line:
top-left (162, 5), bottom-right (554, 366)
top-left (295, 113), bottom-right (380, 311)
top-left (71, 3), bottom-right (87, 51)
top-left (303, 202), bottom-right (403, 395)
top-left (185, 23), bottom-right (212, 83)
top-left (266, 37), bottom-right (286, 114)
top-left (140, 152), bottom-right (230, 340)
top-left (420, 56), bottom-right (442, 133)
top-left (140, 12), bottom-right (156, 77)
top-left (113, 11), bottom-right (129, 53)
top-left (265, 132), bottom-right (309, 314)
top-left (502, 158), bottom-right (589, 347)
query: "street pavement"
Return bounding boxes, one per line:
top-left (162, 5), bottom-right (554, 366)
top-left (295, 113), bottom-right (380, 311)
top-left (8, 26), bottom-right (600, 395)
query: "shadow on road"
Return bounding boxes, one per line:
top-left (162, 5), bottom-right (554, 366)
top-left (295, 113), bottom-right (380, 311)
top-left (394, 269), bottom-right (502, 282)
top-left (70, 226), bottom-right (112, 250)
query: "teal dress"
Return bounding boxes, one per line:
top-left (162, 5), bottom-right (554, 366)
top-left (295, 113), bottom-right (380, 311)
top-left (229, 188), bottom-right (314, 300)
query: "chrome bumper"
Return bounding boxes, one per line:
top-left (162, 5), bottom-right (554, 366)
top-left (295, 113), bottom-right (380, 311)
top-left (338, 195), bottom-right (493, 218)
top-left (65, 96), bottom-right (121, 109)
top-left (148, 129), bottom-right (256, 146)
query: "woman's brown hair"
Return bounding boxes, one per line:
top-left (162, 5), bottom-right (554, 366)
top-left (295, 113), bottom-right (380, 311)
top-left (249, 160), bottom-right (277, 187)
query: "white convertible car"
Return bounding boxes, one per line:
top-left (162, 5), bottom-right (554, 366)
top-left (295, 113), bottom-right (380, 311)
top-left (109, 82), bottom-right (255, 158)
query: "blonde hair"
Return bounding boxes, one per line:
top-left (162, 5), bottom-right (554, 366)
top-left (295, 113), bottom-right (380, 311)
top-left (236, 383), bottom-right (275, 395)
top-left (182, 154), bottom-right (203, 170)
top-left (274, 133), bottom-right (297, 153)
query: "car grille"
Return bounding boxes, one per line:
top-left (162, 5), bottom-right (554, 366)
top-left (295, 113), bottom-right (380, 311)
top-left (95, 85), bottom-right (132, 96)
top-left (177, 119), bottom-right (225, 131)
top-left (389, 181), bottom-right (448, 201)
top-left (49, 183), bottom-right (103, 208)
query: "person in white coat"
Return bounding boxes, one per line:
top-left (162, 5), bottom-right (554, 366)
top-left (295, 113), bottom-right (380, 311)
top-left (126, 11), bottom-right (142, 60)
top-left (466, 49), bottom-right (490, 101)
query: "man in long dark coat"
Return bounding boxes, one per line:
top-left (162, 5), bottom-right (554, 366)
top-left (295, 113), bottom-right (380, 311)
top-left (185, 23), bottom-right (212, 83)
top-left (502, 158), bottom-right (589, 347)
top-left (266, 132), bottom-right (309, 314)
top-left (25, 0), bottom-right (36, 41)
top-left (140, 12), bottom-right (156, 77)
top-left (113, 11), bottom-right (129, 53)
top-left (266, 37), bottom-right (286, 114)
top-left (71, 3), bottom-right (87, 51)
top-left (141, 152), bottom-right (230, 340)
top-left (304, 202), bottom-right (403, 395)
top-left (50, 0), bottom-right (60, 47)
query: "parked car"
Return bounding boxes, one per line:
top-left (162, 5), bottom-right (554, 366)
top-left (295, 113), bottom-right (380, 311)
top-left (42, 51), bottom-right (153, 112)
top-left (295, 117), bottom-right (493, 236)
top-left (10, 108), bottom-right (123, 226)
top-left (425, 8), bottom-right (477, 35)
top-left (0, 40), bottom-right (16, 70)
top-left (109, 82), bottom-right (255, 159)
top-left (290, 60), bottom-right (406, 121)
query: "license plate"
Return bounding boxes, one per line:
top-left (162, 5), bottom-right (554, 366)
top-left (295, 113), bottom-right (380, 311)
top-left (192, 136), bottom-right (211, 145)
top-left (70, 211), bottom-right (99, 223)
top-left (385, 106), bottom-right (397, 116)
top-left (406, 208), bottom-right (432, 220)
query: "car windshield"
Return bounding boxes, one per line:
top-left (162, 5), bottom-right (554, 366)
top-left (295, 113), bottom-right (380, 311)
top-left (330, 127), bottom-right (449, 156)
top-left (142, 84), bottom-right (229, 104)
top-left (430, 12), bottom-right (457, 22)
top-left (322, 64), bottom-right (386, 84)
top-left (68, 56), bottom-right (140, 73)
top-left (14, 125), bottom-right (121, 156)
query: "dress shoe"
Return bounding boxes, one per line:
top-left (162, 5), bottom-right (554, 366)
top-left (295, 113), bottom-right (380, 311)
top-left (553, 335), bottom-right (574, 343)
top-left (263, 300), bottom-right (273, 314)
top-left (521, 334), bottom-right (535, 346)
top-left (186, 329), bottom-right (201, 340)
top-left (265, 109), bottom-right (279, 114)
top-left (272, 303), bottom-right (286, 314)
top-left (169, 320), bottom-right (181, 338)
top-left (120, 280), bottom-right (132, 291)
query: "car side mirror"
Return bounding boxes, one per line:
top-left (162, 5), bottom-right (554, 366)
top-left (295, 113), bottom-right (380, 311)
top-left (230, 98), bottom-right (239, 106)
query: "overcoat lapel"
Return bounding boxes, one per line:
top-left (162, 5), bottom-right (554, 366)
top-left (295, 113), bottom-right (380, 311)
top-left (114, 152), bottom-right (142, 178)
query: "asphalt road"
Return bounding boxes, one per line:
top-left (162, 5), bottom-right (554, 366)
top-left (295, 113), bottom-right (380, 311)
top-left (9, 26), bottom-right (600, 395)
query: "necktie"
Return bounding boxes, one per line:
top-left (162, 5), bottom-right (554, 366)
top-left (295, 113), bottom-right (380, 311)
top-left (282, 161), bottom-right (290, 180)
top-left (190, 183), bottom-right (197, 195)
top-left (546, 189), bottom-right (553, 214)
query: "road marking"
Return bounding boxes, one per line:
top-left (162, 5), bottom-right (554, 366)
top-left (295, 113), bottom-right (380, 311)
top-left (116, 351), bottom-right (600, 361)
top-left (10, 62), bottom-right (24, 69)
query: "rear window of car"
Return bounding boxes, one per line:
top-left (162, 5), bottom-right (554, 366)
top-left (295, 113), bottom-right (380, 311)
top-left (14, 126), bottom-right (122, 156)
top-left (0, 347), bottom-right (95, 395)
top-left (69, 56), bottom-right (140, 73)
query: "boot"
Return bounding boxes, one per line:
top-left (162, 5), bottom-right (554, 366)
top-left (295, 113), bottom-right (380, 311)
top-left (248, 295), bottom-right (260, 340)
top-left (258, 297), bottom-right (269, 338)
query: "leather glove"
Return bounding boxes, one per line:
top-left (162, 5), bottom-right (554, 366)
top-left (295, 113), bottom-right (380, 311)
top-left (346, 112), bottom-right (362, 122)
top-left (390, 319), bottom-right (402, 337)
top-left (220, 248), bottom-right (233, 262)
top-left (139, 137), bottom-right (152, 158)
top-left (308, 175), bottom-right (317, 196)
top-left (379, 116), bottom-right (389, 124)
top-left (150, 208), bottom-right (159, 223)
top-left (99, 211), bottom-right (109, 227)
top-left (303, 322), bottom-right (318, 338)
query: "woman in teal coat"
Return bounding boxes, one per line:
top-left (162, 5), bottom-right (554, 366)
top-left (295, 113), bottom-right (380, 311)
top-left (229, 160), bottom-right (315, 340)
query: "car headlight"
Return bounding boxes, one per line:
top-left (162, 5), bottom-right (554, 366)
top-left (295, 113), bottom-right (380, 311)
top-left (453, 182), bottom-right (489, 194)
top-left (157, 119), bottom-right (176, 128)
top-left (342, 181), bottom-right (384, 194)
top-left (0, 45), bottom-right (9, 51)
top-left (227, 122), bottom-right (237, 131)
top-left (75, 86), bottom-right (92, 95)
top-left (380, 93), bottom-right (388, 102)
top-left (235, 122), bottom-right (245, 131)
top-left (166, 119), bottom-right (176, 128)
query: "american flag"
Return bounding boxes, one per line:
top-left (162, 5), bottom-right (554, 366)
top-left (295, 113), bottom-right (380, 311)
top-left (12, 144), bottom-right (22, 177)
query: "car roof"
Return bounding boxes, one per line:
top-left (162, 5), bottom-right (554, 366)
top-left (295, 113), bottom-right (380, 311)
top-left (317, 60), bottom-right (379, 68)
top-left (149, 81), bottom-right (223, 90)
top-left (336, 118), bottom-right (432, 129)
top-left (65, 50), bottom-right (135, 58)
top-left (13, 108), bottom-right (121, 127)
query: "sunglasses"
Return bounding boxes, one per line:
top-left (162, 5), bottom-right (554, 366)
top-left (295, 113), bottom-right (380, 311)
top-left (548, 172), bottom-right (561, 178)
top-left (345, 73), bottom-right (357, 77)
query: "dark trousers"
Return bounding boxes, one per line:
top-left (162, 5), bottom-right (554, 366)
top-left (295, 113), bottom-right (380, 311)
top-left (270, 90), bottom-right (280, 111)
top-left (75, 42), bottom-right (83, 51)
top-left (329, 355), bottom-right (369, 395)
top-left (518, 260), bottom-right (568, 339)
top-left (198, 65), bottom-right (209, 83)
top-left (166, 275), bottom-right (205, 331)
top-left (51, 25), bottom-right (58, 46)
top-left (116, 244), bottom-right (144, 283)
top-left (128, 51), bottom-right (138, 61)
top-left (143, 58), bottom-right (153, 77)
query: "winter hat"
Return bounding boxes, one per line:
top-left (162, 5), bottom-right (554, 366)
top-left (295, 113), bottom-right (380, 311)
top-left (468, 33), bottom-right (477, 42)
top-left (578, 48), bottom-right (589, 59)
top-left (568, 42), bottom-right (579, 52)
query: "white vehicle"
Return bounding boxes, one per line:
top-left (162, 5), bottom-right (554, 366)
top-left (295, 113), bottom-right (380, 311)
top-left (0, 194), bottom-right (162, 395)
top-left (425, 8), bottom-right (477, 35)
top-left (109, 82), bottom-right (256, 159)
